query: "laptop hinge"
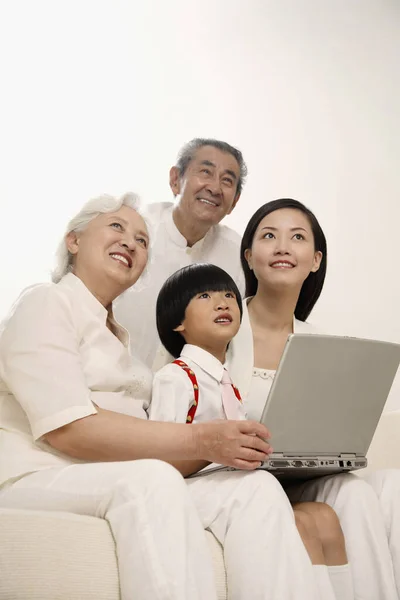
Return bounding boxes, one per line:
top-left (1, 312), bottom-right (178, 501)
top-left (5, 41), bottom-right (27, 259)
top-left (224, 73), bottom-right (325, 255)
top-left (339, 453), bottom-right (356, 458)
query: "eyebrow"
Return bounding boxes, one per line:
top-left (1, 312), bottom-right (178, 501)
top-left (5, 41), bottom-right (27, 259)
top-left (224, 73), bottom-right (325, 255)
top-left (261, 226), bottom-right (308, 232)
top-left (199, 160), bottom-right (238, 181)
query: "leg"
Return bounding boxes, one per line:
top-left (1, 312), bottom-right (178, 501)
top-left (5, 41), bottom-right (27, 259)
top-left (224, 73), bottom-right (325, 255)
top-left (286, 473), bottom-right (397, 600)
top-left (366, 469), bottom-right (400, 598)
top-left (0, 460), bottom-right (218, 600)
top-left (188, 470), bottom-right (320, 600)
top-left (294, 502), bottom-right (354, 600)
top-left (293, 506), bottom-right (338, 600)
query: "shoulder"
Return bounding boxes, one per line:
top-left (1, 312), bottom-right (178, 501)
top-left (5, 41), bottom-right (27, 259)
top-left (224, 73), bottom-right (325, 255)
top-left (2, 282), bottom-right (72, 325)
top-left (153, 361), bottom-right (195, 389)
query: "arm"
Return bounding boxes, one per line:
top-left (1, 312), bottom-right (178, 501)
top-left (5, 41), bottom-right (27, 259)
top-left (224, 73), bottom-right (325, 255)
top-left (1, 285), bottom-right (271, 474)
top-left (149, 364), bottom-right (193, 423)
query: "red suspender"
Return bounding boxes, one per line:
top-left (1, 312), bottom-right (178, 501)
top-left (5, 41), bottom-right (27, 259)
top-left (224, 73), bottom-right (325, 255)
top-left (172, 359), bottom-right (243, 424)
top-left (172, 360), bottom-right (199, 423)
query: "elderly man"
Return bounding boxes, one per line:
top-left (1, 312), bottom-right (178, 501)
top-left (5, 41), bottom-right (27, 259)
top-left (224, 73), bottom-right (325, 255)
top-left (115, 138), bottom-right (247, 368)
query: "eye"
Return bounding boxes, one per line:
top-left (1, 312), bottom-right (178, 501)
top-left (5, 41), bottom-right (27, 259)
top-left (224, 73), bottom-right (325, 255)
top-left (222, 177), bottom-right (233, 186)
top-left (198, 292), bottom-right (210, 299)
top-left (225, 292), bottom-right (235, 299)
top-left (110, 222), bottom-right (123, 230)
top-left (136, 237), bottom-right (148, 248)
top-left (201, 168), bottom-right (211, 175)
top-left (263, 232), bottom-right (275, 239)
top-left (293, 233), bottom-right (305, 240)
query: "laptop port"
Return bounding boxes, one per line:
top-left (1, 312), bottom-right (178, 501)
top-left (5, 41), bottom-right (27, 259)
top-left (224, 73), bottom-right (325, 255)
top-left (339, 461), bottom-right (344, 467)
top-left (346, 461), bottom-right (352, 467)
top-left (292, 460), bottom-right (304, 468)
top-left (306, 460), bottom-right (317, 467)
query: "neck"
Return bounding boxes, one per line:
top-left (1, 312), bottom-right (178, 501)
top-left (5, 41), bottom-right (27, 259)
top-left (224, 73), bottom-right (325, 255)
top-left (72, 269), bottom-right (119, 308)
top-left (172, 204), bottom-right (211, 247)
top-left (248, 285), bottom-right (300, 332)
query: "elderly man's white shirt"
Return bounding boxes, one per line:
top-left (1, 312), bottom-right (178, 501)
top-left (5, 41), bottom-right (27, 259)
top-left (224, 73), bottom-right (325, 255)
top-left (114, 202), bottom-right (245, 369)
top-left (0, 273), bottom-right (152, 486)
top-left (149, 344), bottom-right (246, 423)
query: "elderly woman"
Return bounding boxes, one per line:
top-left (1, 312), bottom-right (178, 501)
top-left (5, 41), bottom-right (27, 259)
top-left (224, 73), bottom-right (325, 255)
top-left (0, 193), bottom-right (324, 600)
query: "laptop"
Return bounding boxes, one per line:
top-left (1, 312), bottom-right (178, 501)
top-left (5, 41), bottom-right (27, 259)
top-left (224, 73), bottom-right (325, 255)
top-left (189, 334), bottom-right (400, 481)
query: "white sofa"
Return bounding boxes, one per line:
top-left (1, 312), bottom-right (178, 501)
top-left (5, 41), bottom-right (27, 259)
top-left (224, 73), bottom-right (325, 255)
top-left (1, 410), bottom-right (399, 600)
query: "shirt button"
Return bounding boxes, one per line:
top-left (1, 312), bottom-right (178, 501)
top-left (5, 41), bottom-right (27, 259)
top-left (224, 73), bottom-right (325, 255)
top-left (186, 247), bottom-right (192, 255)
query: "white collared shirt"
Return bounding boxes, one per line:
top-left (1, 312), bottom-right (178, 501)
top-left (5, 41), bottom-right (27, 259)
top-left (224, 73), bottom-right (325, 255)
top-left (149, 344), bottom-right (246, 423)
top-left (0, 273), bottom-right (152, 486)
top-left (226, 299), bottom-right (319, 420)
top-left (114, 202), bottom-right (245, 369)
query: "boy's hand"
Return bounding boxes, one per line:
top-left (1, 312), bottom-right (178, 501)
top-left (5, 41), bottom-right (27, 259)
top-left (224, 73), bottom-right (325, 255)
top-left (192, 420), bottom-right (273, 470)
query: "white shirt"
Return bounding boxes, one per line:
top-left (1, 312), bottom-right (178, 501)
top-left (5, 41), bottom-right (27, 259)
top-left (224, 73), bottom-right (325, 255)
top-left (0, 273), bottom-right (152, 487)
top-left (114, 202), bottom-right (245, 369)
top-left (226, 299), bottom-right (319, 419)
top-left (149, 344), bottom-right (246, 423)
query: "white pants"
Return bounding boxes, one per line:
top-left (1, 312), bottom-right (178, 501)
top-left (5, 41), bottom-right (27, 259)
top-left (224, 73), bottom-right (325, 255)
top-left (0, 461), bottom-right (320, 600)
top-left (365, 469), bottom-right (400, 598)
top-left (286, 472), bottom-right (398, 600)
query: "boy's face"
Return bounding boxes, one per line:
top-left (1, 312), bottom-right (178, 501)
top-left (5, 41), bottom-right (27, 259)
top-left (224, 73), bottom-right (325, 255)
top-left (174, 290), bottom-right (241, 355)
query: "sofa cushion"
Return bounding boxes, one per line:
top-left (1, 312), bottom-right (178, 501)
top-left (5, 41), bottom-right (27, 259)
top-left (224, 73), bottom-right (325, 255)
top-left (0, 508), bottom-right (227, 600)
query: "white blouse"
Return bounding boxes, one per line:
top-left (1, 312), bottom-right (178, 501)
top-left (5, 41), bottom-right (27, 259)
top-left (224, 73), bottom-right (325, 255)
top-left (0, 273), bottom-right (152, 487)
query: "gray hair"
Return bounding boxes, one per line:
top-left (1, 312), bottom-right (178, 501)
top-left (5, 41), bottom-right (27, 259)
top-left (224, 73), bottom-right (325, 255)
top-left (52, 192), bottom-right (144, 283)
top-left (176, 138), bottom-right (248, 195)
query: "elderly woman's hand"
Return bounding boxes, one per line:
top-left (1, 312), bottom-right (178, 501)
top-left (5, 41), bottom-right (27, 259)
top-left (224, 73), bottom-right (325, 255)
top-left (193, 420), bottom-right (272, 470)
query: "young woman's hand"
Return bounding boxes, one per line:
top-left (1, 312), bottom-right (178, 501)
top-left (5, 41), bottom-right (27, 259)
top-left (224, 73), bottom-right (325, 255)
top-left (192, 420), bottom-right (273, 470)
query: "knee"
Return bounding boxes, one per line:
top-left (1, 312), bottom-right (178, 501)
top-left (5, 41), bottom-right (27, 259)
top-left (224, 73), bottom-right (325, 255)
top-left (119, 459), bottom-right (185, 492)
top-left (304, 502), bottom-right (345, 549)
top-left (246, 471), bottom-right (292, 505)
top-left (294, 509), bottom-right (319, 543)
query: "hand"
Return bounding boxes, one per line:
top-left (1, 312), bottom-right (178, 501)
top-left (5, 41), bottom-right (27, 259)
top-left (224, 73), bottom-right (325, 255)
top-left (192, 420), bottom-right (273, 470)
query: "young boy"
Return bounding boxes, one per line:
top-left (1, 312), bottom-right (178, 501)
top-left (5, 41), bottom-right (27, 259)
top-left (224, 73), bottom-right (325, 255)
top-left (149, 263), bottom-right (246, 424)
top-left (148, 263), bottom-right (353, 600)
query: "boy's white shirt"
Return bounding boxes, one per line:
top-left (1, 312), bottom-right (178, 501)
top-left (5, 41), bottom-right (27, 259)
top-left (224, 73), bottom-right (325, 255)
top-left (149, 343), bottom-right (246, 423)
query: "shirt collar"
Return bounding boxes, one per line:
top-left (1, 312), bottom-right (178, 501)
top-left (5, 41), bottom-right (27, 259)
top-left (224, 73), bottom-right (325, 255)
top-left (165, 205), bottom-right (208, 251)
top-left (181, 344), bottom-right (224, 382)
top-left (59, 273), bottom-right (129, 345)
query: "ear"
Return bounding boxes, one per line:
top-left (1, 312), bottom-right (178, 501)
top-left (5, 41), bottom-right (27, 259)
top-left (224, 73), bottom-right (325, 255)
top-left (169, 166), bottom-right (182, 197)
top-left (173, 323), bottom-right (185, 333)
top-left (66, 231), bottom-right (80, 255)
top-left (244, 247), bottom-right (253, 270)
top-left (311, 251), bottom-right (323, 273)
top-left (227, 192), bottom-right (241, 214)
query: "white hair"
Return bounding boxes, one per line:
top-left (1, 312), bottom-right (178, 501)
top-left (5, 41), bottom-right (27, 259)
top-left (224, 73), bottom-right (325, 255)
top-left (52, 192), bottom-right (146, 283)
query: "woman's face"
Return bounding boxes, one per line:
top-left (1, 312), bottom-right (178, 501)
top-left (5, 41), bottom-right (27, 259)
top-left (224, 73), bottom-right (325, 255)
top-left (67, 205), bottom-right (149, 298)
top-left (244, 208), bottom-right (322, 292)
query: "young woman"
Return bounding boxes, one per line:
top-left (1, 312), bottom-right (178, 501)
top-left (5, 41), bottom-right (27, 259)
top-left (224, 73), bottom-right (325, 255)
top-left (227, 198), bottom-right (398, 600)
top-left (0, 193), bottom-right (324, 600)
top-left (150, 262), bottom-right (352, 600)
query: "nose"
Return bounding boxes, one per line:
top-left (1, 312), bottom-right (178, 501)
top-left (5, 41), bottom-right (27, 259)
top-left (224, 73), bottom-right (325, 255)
top-left (215, 295), bottom-right (229, 310)
top-left (273, 236), bottom-right (290, 255)
top-left (120, 235), bottom-right (136, 253)
top-left (206, 176), bottom-right (222, 197)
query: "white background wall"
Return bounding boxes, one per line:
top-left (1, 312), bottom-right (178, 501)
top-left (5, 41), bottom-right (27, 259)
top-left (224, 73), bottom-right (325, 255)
top-left (1, 0), bottom-right (399, 408)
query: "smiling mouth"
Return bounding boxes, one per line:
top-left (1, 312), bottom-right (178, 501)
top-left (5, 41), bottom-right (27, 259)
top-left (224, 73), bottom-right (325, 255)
top-left (270, 261), bottom-right (294, 269)
top-left (214, 315), bottom-right (233, 324)
top-left (110, 253), bottom-right (132, 268)
top-left (198, 197), bottom-right (219, 208)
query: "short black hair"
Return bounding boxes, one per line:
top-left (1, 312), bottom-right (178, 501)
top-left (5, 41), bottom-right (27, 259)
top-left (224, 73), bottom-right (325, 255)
top-left (156, 263), bottom-right (243, 358)
top-left (241, 199), bottom-right (327, 322)
top-left (176, 138), bottom-right (247, 196)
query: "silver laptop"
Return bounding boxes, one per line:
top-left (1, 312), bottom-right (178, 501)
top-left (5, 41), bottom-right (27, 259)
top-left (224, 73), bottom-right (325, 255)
top-left (189, 334), bottom-right (400, 481)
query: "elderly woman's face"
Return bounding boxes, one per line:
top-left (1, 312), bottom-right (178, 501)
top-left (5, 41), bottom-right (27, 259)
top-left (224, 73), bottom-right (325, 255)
top-left (67, 205), bottom-right (149, 295)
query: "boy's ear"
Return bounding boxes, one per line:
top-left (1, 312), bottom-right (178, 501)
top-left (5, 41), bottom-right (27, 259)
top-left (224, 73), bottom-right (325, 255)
top-left (173, 324), bottom-right (185, 332)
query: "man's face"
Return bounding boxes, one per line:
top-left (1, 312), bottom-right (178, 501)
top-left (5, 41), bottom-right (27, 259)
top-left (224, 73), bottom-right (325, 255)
top-left (170, 145), bottom-right (241, 227)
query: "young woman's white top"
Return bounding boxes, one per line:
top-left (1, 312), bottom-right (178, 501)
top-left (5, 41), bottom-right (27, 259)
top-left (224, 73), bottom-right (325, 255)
top-left (0, 273), bottom-right (152, 487)
top-left (226, 299), bottom-right (319, 420)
